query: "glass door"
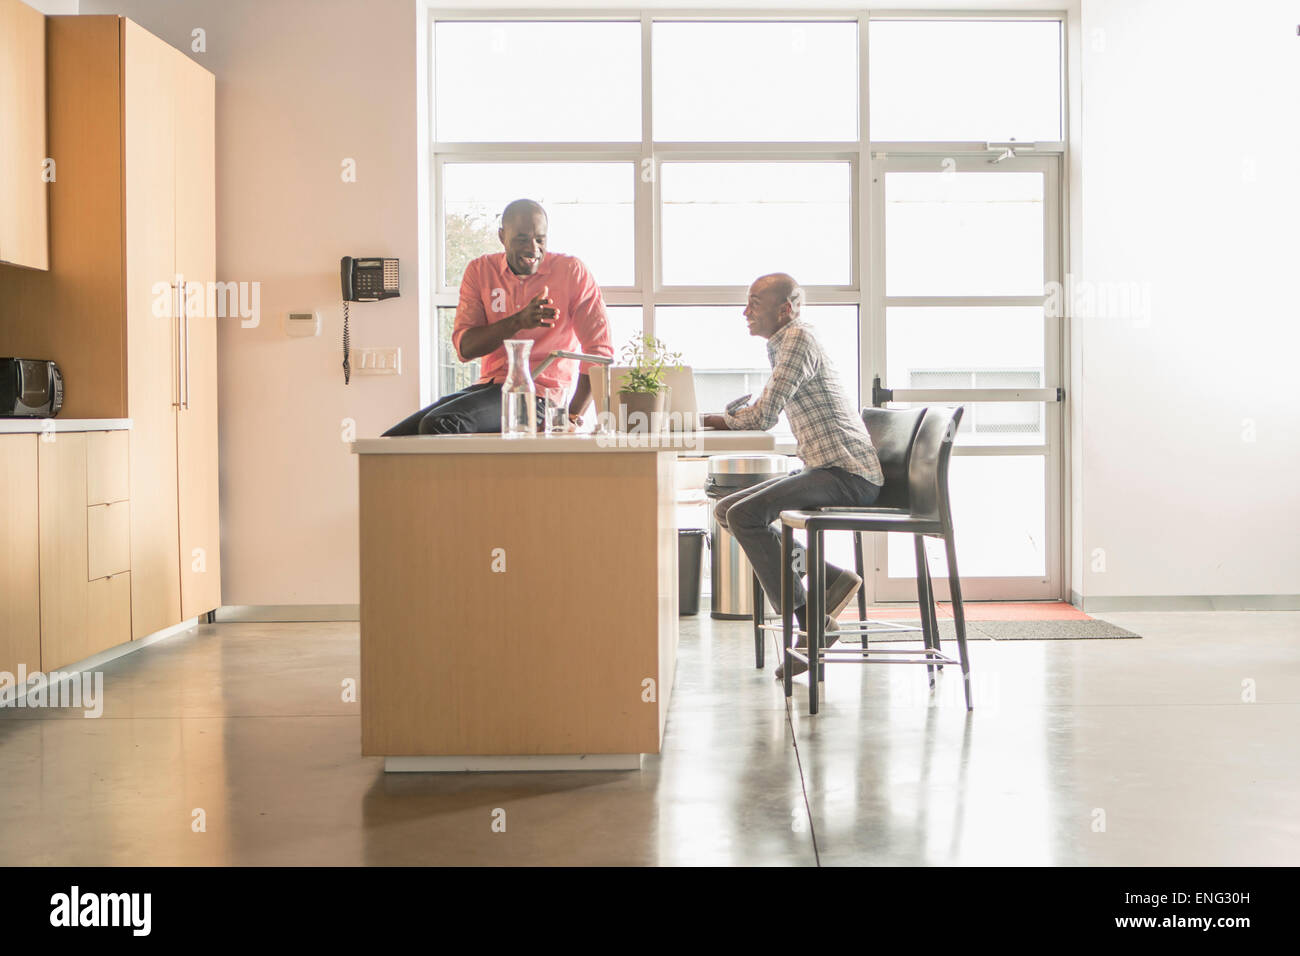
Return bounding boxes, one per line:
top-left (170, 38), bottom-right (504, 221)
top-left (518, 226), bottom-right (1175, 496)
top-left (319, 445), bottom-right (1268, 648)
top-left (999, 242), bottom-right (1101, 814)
top-left (871, 152), bottom-right (1063, 601)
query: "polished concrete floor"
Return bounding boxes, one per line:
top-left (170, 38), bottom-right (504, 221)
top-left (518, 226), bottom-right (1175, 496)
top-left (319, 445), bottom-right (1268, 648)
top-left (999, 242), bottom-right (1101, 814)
top-left (1, 610), bottom-right (1297, 865)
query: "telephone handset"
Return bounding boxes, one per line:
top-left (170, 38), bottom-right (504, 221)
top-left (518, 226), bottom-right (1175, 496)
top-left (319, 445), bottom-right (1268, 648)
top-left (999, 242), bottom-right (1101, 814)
top-left (340, 256), bottom-right (400, 384)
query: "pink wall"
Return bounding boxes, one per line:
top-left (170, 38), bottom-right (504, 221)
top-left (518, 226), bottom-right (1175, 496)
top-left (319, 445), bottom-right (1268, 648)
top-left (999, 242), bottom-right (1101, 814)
top-left (80, 0), bottom-right (424, 606)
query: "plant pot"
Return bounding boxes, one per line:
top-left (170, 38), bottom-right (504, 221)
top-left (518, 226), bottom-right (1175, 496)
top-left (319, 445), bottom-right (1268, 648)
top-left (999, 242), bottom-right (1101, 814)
top-left (618, 390), bottom-right (665, 434)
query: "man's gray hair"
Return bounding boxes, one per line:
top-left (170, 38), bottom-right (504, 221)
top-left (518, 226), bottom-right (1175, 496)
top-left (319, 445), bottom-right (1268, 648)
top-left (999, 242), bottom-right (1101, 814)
top-left (786, 284), bottom-right (805, 319)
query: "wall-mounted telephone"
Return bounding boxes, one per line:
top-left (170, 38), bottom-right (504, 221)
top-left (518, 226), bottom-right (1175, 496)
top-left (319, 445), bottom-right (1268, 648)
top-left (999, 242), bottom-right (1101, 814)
top-left (340, 256), bottom-right (400, 384)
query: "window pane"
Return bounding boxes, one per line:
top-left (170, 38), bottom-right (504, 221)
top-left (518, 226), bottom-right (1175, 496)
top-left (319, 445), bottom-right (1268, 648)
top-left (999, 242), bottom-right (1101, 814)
top-left (434, 21), bottom-right (640, 142)
top-left (869, 20), bottom-right (1062, 142)
top-left (885, 171), bottom-right (1043, 296)
top-left (442, 163), bottom-right (635, 288)
top-left (653, 21), bottom-right (858, 141)
top-left (887, 304), bottom-right (1046, 447)
top-left (661, 163), bottom-right (852, 286)
top-left (652, 306), bottom-right (859, 432)
top-left (892, 401), bottom-right (1045, 447)
top-left (889, 455), bottom-right (1046, 577)
top-left (438, 306), bottom-right (641, 401)
top-left (436, 306), bottom-right (480, 398)
top-left (604, 306), bottom-right (644, 363)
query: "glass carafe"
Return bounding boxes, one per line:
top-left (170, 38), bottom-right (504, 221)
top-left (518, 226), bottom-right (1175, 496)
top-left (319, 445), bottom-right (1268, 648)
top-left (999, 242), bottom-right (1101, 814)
top-left (500, 339), bottom-right (537, 437)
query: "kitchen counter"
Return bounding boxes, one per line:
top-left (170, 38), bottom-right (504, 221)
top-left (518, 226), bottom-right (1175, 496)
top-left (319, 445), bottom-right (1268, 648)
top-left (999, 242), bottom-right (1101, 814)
top-left (351, 429), bottom-right (777, 456)
top-left (357, 430), bottom-right (694, 771)
top-left (0, 418), bottom-right (132, 433)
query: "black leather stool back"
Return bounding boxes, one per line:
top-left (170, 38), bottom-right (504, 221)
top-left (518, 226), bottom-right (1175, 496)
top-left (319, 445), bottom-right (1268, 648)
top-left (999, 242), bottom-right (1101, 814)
top-left (908, 406), bottom-right (964, 526)
top-left (861, 407), bottom-right (927, 510)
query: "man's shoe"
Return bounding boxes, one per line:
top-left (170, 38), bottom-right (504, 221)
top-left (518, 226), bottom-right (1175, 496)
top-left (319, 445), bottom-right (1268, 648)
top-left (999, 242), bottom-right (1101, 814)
top-left (776, 618), bottom-right (839, 680)
top-left (825, 567), bottom-right (863, 623)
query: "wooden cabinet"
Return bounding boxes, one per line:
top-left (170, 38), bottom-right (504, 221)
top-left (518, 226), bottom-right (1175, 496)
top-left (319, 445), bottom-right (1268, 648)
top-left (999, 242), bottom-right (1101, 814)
top-left (0, 0), bottom-right (48, 271)
top-left (122, 19), bottom-right (184, 639)
top-left (37, 433), bottom-right (90, 670)
top-left (86, 430), bottom-right (129, 505)
top-left (122, 20), bottom-right (220, 635)
top-left (37, 430), bottom-right (133, 671)
top-left (0, 17), bottom-right (220, 642)
top-left (87, 501), bottom-right (130, 581)
top-left (0, 434), bottom-right (40, 677)
top-left (172, 42), bottom-right (221, 621)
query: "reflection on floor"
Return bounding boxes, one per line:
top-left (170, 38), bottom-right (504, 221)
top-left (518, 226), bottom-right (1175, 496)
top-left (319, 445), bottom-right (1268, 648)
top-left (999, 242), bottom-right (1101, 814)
top-left (0, 609), bottom-right (1296, 865)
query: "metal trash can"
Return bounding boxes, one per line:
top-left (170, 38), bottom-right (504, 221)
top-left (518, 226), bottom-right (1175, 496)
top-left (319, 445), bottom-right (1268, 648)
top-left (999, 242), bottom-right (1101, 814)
top-left (704, 454), bottom-right (794, 619)
top-left (678, 529), bottom-right (707, 616)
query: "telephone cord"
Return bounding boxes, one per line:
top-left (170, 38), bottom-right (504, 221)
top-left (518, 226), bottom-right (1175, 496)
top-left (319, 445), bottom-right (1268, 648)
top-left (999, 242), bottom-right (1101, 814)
top-left (343, 300), bottom-right (351, 385)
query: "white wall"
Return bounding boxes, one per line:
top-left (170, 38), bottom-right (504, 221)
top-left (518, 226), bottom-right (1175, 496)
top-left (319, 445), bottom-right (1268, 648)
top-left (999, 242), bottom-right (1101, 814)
top-left (24, 0), bottom-right (78, 14)
top-left (80, 0), bottom-right (422, 606)
top-left (1075, 0), bottom-right (1300, 603)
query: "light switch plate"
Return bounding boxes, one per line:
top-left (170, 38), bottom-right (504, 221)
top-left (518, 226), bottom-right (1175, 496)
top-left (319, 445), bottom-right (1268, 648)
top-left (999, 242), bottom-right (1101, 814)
top-left (356, 346), bottom-right (401, 375)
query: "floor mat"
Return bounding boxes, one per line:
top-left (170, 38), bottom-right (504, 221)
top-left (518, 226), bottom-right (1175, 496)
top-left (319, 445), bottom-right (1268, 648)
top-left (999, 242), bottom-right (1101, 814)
top-left (857, 617), bottom-right (1140, 642)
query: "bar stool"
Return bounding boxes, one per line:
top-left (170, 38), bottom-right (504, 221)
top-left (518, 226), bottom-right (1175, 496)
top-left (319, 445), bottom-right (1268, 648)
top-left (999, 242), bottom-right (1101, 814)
top-left (750, 407), bottom-right (928, 668)
top-left (775, 407), bottom-right (971, 714)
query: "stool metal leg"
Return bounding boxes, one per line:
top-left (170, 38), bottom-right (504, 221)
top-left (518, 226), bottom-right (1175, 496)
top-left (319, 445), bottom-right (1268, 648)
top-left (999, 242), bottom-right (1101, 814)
top-left (752, 572), bottom-right (765, 668)
top-left (943, 533), bottom-right (973, 711)
top-left (854, 531), bottom-right (869, 656)
top-left (913, 534), bottom-right (936, 687)
top-left (808, 529), bottom-right (823, 715)
top-left (782, 523), bottom-right (795, 699)
top-left (921, 536), bottom-right (943, 671)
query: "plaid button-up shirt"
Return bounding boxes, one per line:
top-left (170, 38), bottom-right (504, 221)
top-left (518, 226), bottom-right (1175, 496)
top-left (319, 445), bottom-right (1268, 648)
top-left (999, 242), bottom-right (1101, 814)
top-left (723, 320), bottom-right (884, 486)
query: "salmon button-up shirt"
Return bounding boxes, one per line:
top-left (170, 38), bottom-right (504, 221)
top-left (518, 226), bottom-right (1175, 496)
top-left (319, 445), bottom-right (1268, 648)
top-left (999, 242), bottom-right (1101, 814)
top-left (451, 251), bottom-right (613, 393)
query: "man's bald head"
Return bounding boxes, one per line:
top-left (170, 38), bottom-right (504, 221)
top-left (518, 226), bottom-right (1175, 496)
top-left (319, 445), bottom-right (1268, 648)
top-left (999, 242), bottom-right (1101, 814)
top-left (744, 273), bottom-right (804, 340)
top-left (754, 273), bottom-right (804, 318)
top-left (501, 198), bottom-right (547, 230)
top-left (499, 199), bottom-right (548, 275)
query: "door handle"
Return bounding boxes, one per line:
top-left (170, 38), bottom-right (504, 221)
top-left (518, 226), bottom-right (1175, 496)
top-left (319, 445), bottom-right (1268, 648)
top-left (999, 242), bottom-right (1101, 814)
top-left (182, 285), bottom-right (191, 410)
top-left (173, 281), bottom-right (183, 408)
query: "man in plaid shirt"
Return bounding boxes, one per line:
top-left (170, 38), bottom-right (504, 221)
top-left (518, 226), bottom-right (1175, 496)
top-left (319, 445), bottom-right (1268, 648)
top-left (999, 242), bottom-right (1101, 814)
top-left (703, 273), bottom-right (883, 678)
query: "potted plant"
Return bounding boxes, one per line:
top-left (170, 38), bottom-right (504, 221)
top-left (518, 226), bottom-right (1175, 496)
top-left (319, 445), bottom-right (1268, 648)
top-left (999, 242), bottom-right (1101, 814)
top-left (617, 333), bottom-right (683, 434)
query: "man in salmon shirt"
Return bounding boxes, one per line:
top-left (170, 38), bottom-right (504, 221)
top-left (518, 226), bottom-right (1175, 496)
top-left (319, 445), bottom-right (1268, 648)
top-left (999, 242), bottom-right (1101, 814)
top-left (382, 198), bottom-right (614, 435)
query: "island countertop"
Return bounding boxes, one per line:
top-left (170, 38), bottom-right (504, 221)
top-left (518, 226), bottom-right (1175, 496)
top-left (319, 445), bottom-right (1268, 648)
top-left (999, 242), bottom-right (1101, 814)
top-left (351, 430), bottom-right (779, 455)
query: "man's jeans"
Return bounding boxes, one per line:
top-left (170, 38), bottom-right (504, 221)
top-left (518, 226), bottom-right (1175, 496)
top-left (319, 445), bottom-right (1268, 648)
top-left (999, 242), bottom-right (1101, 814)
top-left (382, 382), bottom-right (545, 436)
top-left (714, 467), bottom-right (882, 613)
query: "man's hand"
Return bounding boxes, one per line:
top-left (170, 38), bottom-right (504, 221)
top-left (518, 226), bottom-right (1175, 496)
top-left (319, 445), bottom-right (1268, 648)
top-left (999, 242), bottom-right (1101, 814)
top-left (458, 287), bottom-right (557, 360)
top-left (701, 413), bottom-right (731, 430)
top-left (511, 288), bottom-right (557, 332)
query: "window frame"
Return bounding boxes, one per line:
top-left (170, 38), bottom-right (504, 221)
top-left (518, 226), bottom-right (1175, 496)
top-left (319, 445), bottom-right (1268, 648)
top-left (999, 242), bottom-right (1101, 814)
top-left (427, 8), bottom-right (1067, 389)
top-left (425, 8), bottom-right (1072, 600)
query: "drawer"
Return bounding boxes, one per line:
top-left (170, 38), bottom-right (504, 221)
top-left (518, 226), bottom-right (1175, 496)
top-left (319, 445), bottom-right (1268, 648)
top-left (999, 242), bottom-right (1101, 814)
top-left (87, 430), bottom-right (129, 505)
top-left (87, 572), bottom-right (131, 656)
top-left (87, 501), bottom-right (130, 580)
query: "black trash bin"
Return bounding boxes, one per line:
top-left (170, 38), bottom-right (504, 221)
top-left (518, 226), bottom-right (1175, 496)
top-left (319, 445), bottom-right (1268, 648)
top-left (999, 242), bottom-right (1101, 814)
top-left (678, 529), bottom-right (708, 616)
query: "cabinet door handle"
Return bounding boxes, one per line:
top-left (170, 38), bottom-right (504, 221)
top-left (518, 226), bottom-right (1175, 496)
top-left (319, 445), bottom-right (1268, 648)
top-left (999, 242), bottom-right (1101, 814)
top-left (173, 281), bottom-right (183, 408)
top-left (183, 286), bottom-right (191, 410)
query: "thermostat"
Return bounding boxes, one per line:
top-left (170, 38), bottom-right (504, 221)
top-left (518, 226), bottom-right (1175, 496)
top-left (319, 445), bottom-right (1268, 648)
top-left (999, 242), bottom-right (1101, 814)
top-left (286, 311), bottom-right (321, 337)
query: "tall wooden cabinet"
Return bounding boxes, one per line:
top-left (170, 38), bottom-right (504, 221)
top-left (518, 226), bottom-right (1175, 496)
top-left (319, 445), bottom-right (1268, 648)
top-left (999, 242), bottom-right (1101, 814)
top-left (170, 37), bottom-right (220, 624)
top-left (0, 0), bottom-right (48, 271)
top-left (0, 16), bottom-right (220, 645)
top-left (121, 18), bottom-right (221, 636)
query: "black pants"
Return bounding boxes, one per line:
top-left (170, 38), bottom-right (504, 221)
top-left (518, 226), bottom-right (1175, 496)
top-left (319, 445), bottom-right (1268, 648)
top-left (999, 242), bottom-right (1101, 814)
top-left (382, 382), bottom-right (546, 436)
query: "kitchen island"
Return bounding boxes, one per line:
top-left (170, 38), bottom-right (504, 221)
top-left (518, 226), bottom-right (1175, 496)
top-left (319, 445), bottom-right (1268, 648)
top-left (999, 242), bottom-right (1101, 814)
top-left (352, 430), bottom-right (775, 771)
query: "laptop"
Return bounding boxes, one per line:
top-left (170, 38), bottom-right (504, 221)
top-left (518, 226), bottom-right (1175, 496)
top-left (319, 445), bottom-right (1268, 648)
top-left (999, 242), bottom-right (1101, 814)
top-left (589, 365), bottom-right (700, 431)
